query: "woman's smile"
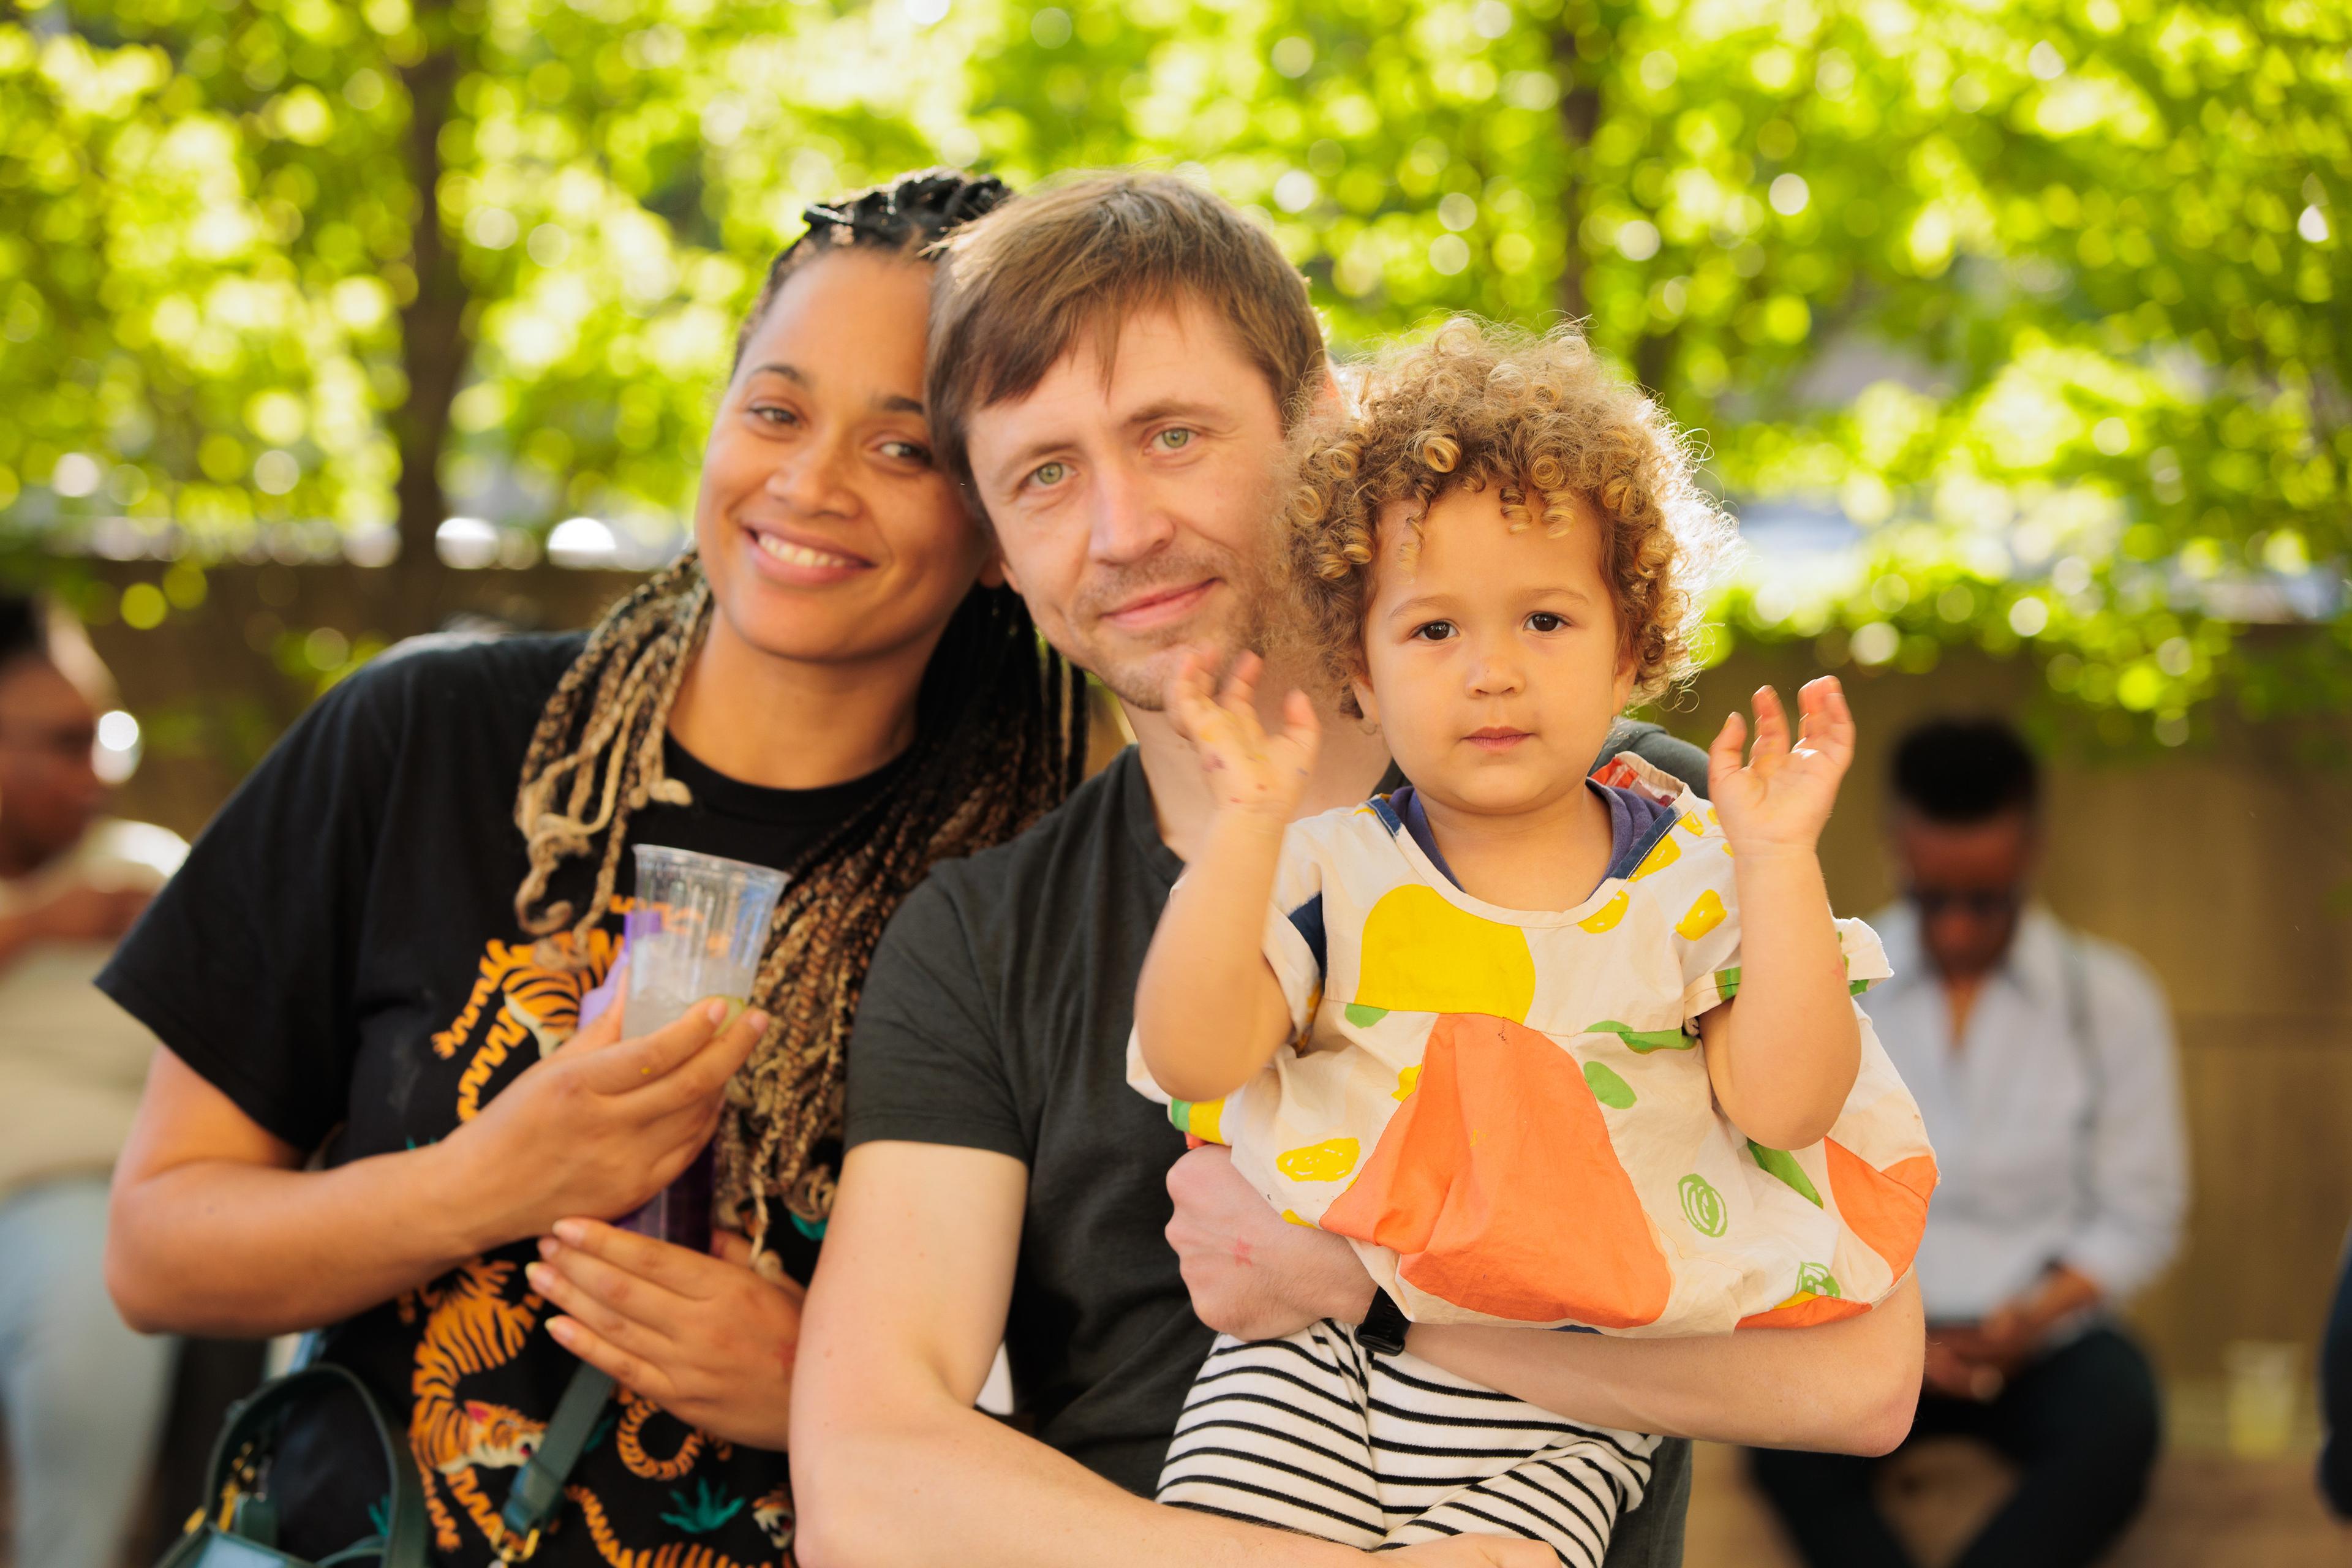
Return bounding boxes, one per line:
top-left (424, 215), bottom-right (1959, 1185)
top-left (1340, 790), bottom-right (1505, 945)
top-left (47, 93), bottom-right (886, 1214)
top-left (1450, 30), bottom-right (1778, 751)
top-left (739, 520), bottom-right (876, 587)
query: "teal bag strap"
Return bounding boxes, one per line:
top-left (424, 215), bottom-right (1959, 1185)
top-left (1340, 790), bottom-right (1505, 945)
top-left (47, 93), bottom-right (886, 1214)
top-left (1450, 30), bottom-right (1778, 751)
top-left (168, 1361), bottom-right (428, 1568)
top-left (496, 1364), bottom-right (616, 1560)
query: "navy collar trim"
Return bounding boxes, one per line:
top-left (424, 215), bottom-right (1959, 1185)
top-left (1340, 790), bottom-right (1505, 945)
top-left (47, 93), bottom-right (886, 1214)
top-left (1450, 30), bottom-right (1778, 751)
top-left (1605, 791), bottom-right (1680, 881)
top-left (1379, 780), bottom-right (1675, 897)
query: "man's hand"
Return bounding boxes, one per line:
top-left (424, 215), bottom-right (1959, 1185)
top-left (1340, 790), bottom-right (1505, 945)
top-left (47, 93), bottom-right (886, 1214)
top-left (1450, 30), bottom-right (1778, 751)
top-left (1165, 1145), bottom-right (1373, 1340)
top-left (1923, 1329), bottom-right (2004, 1401)
top-left (1924, 1263), bottom-right (2099, 1402)
top-left (530, 1219), bottom-right (804, 1450)
top-left (25, 880), bottom-right (150, 943)
top-left (1950, 1262), bottom-right (2104, 1394)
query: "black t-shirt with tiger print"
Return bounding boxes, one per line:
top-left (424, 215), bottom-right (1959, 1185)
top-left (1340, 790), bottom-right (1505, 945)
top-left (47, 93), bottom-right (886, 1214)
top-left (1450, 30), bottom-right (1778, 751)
top-left (101, 631), bottom-right (889, 1566)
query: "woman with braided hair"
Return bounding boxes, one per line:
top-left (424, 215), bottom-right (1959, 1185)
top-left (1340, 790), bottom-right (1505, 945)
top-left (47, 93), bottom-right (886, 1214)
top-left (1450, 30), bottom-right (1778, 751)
top-left (101, 168), bottom-right (1082, 1566)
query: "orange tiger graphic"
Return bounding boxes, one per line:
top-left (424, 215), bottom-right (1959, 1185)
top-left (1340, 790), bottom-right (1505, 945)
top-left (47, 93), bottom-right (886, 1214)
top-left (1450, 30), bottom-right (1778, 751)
top-left (616, 1389), bottom-right (722, 1481)
top-left (432, 925), bottom-right (621, 1120)
top-left (752, 1483), bottom-right (794, 1556)
top-left (564, 1485), bottom-right (782, 1568)
top-left (404, 1259), bottom-right (548, 1552)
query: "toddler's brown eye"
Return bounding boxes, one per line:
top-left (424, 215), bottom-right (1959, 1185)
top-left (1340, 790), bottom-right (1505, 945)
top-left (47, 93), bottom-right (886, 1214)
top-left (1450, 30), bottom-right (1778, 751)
top-left (1527, 612), bottom-right (1566, 633)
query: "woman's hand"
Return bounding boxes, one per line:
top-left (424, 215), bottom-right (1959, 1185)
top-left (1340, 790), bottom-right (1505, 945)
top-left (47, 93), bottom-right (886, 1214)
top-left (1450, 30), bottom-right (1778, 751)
top-left (1168, 649), bottom-right (1321, 821)
top-left (437, 995), bottom-right (770, 1253)
top-left (528, 1219), bottom-right (803, 1450)
top-left (1164, 1145), bottom-right (1374, 1340)
top-left (1707, 677), bottom-right (1855, 854)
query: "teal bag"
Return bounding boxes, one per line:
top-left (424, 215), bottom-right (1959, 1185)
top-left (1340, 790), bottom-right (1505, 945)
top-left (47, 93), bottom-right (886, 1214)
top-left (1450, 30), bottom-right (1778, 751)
top-left (156, 1360), bottom-right (613, 1567)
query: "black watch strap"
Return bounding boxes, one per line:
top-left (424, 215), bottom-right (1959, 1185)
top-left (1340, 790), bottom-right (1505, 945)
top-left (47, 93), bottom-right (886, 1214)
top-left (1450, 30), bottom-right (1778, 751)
top-left (1357, 1288), bottom-right (1409, 1357)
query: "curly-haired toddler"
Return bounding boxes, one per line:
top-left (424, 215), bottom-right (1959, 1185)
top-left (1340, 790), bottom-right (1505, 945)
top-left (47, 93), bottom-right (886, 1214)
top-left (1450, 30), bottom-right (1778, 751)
top-left (1126, 321), bottom-right (1937, 1566)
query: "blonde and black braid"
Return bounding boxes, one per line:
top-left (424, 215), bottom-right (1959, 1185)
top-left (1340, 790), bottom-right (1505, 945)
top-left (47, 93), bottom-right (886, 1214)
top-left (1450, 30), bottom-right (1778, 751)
top-left (511, 170), bottom-right (1085, 1245)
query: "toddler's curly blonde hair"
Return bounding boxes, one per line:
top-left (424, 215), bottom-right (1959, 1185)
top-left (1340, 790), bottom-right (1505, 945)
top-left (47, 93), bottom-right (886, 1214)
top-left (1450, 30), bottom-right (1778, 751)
top-left (1281, 318), bottom-right (1736, 712)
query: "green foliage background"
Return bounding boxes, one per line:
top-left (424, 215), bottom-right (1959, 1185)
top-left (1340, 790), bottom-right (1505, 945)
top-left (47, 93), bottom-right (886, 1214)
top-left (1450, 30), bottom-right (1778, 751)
top-left (2, 0), bottom-right (2346, 745)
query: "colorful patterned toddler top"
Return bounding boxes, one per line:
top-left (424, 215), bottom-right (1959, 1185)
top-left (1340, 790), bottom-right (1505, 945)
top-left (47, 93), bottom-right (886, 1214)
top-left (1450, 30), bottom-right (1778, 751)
top-left (1128, 754), bottom-right (1939, 1336)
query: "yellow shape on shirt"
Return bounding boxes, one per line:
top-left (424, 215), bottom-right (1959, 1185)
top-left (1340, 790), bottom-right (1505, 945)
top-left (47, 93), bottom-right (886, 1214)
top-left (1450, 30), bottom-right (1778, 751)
top-left (1276, 1137), bottom-right (1361, 1183)
top-left (1677, 811), bottom-right (1705, 837)
top-left (1355, 883), bottom-right (1537, 1020)
top-left (1630, 832), bottom-right (1682, 880)
top-left (1676, 888), bottom-right (1728, 940)
top-left (1579, 890), bottom-right (1630, 933)
top-left (1393, 1064), bottom-right (1421, 1101)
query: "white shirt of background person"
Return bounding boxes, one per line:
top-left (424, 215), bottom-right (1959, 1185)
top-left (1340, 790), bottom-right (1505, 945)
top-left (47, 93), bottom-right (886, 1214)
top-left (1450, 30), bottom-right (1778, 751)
top-left (1858, 721), bottom-right (2186, 1401)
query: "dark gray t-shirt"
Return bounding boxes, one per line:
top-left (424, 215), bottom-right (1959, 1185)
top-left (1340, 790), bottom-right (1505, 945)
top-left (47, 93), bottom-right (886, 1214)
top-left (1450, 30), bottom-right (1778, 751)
top-left (844, 722), bottom-right (1707, 1565)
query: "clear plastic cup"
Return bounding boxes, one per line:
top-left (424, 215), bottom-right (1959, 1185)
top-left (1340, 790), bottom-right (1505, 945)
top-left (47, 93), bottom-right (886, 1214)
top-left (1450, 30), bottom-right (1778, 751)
top-left (616, 845), bottom-right (788, 1251)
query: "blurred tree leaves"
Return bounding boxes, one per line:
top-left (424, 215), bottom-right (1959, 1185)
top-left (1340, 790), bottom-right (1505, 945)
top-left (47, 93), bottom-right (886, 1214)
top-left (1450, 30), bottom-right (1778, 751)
top-left (1, 0), bottom-right (2345, 737)
top-left (0, 0), bottom-right (950, 612)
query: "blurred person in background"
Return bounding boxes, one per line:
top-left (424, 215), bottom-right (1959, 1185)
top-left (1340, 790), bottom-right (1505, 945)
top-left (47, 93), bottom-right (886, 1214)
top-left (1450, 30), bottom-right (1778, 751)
top-left (1750, 715), bottom-right (2186, 1568)
top-left (0, 593), bottom-right (187, 1568)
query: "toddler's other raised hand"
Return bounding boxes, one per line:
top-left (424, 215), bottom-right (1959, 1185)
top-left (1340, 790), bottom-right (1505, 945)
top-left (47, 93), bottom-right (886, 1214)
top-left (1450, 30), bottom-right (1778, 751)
top-left (1707, 677), bottom-right (1854, 854)
top-left (1167, 648), bottom-right (1320, 820)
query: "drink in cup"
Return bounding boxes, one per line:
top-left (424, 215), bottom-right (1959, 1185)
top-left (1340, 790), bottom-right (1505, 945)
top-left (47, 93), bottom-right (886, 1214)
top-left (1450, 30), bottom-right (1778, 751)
top-left (616, 845), bottom-right (787, 1253)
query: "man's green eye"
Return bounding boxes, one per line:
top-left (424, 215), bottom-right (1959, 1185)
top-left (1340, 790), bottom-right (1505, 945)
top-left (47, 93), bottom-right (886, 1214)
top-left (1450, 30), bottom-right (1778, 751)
top-left (1031, 461), bottom-right (1068, 488)
top-left (1158, 429), bottom-right (1192, 450)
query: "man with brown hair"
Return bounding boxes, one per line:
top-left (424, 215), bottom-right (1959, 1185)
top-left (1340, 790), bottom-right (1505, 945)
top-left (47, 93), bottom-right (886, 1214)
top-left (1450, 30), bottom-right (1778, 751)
top-left (793, 172), bottom-right (1924, 1568)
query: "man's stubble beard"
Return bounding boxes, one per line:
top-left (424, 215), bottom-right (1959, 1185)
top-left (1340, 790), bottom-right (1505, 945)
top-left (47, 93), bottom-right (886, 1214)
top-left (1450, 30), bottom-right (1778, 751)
top-left (1072, 545), bottom-right (1273, 714)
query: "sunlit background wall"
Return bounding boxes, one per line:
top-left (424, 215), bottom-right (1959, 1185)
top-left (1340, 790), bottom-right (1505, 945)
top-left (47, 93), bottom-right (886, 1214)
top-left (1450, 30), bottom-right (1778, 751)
top-left (2, 0), bottom-right (2348, 1559)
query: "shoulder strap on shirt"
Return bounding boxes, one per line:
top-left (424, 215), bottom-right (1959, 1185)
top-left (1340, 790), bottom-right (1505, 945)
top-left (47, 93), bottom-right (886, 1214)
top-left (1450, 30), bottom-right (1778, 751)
top-left (496, 1364), bottom-right (614, 1561)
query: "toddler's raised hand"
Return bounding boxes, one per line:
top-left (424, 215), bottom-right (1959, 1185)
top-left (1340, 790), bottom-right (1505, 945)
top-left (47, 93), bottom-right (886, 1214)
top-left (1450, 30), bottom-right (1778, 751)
top-left (1707, 677), bottom-right (1854, 853)
top-left (1167, 649), bottom-right (1321, 820)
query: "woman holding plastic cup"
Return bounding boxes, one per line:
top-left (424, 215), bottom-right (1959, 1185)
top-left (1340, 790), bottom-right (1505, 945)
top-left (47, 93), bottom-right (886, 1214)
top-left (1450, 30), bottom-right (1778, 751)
top-left (99, 171), bottom-right (1082, 1566)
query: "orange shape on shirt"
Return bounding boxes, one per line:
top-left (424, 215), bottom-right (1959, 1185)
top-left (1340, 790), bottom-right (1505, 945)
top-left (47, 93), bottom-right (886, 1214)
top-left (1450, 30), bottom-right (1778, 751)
top-left (1320, 1012), bottom-right (1671, 1327)
top-left (1825, 1141), bottom-right (1939, 1280)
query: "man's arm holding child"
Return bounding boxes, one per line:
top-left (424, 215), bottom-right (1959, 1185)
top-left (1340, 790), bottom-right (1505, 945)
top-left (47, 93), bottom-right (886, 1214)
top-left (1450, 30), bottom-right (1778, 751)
top-left (799, 857), bottom-right (1553, 1568)
top-left (1410, 1281), bottom-right (1923, 1455)
top-left (1697, 679), bottom-right (1862, 1152)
